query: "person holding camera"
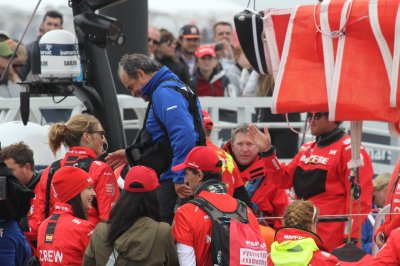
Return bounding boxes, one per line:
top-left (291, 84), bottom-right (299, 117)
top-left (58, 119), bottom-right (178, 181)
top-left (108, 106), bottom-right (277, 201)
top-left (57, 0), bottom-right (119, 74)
top-left (212, 21), bottom-right (235, 70)
top-left (0, 158), bottom-right (34, 265)
top-left (106, 54), bottom-right (204, 225)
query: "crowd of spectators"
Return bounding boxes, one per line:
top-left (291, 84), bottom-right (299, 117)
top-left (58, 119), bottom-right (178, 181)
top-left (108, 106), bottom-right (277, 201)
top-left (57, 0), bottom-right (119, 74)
top-left (1, 8), bottom-right (400, 266)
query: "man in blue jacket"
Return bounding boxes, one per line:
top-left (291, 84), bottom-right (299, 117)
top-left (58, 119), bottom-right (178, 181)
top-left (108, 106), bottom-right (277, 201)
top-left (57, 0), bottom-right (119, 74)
top-left (106, 54), bottom-right (203, 224)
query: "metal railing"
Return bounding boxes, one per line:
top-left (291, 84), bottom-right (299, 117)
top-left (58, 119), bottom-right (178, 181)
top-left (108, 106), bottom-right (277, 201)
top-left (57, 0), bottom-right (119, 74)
top-left (1, 95), bottom-right (399, 173)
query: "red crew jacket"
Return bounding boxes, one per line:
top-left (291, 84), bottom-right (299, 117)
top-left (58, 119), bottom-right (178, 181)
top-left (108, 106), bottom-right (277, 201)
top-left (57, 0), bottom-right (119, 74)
top-left (268, 227), bottom-right (340, 266)
top-left (30, 146), bottom-right (119, 240)
top-left (373, 227), bottom-right (400, 265)
top-left (172, 190), bottom-right (260, 266)
top-left (37, 202), bottom-right (94, 265)
top-left (263, 134), bottom-right (374, 251)
top-left (223, 141), bottom-right (288, 229)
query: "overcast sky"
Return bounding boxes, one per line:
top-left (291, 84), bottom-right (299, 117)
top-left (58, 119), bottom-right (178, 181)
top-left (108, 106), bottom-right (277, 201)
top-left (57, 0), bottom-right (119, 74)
top-left (0, 0), bottom-right (316, 11)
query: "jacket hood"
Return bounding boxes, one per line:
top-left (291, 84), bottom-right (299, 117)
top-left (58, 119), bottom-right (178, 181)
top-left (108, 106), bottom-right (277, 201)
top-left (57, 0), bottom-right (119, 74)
top-left (141, 66), bottom-right (181, 99)
top-left (114, 217), bottom-right (160, 262)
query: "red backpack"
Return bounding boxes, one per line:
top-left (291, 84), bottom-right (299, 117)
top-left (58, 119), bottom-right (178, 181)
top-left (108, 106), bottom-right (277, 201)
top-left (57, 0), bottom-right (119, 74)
top-left (191, 197), bottom-right (268, 266)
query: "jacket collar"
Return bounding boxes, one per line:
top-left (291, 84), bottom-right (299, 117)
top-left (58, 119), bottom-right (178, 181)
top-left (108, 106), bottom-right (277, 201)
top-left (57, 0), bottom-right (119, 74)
top-left (141, 66), bottom-right (180, 99)
top-left (274, 227), bottom-right (328, 251)
top-left (67, 146), bottom-right (97, 158)
top-left (25, 170), bottom-right (40, 190)
top-left (54, 202), bottom-right (74, 215)
top-left (315, 127), bottom-right (345, 147)
top-left (194, 179), bottom-right (227, 196)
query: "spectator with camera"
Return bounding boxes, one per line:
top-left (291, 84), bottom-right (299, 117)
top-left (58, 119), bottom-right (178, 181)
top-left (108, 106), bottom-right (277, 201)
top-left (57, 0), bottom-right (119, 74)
top-left (0, 142), bottom-right (41, 255)
top-left (0, 152), bottom-right (34, 265)
top-left (212, 21), bottom-right (235, 70)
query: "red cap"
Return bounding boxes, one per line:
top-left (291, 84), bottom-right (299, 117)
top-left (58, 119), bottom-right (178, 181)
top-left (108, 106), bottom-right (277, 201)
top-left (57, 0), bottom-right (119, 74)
top-left (202, 109), bottom-right (213, 130)
top-left (124, 166), bottom-right (160, 193)
top-left (172, 146), bottom-right (222, 172)
top-left (52, 166), bottom-right (94, 203)
top-left (195, 45), bottom-right (216, 58)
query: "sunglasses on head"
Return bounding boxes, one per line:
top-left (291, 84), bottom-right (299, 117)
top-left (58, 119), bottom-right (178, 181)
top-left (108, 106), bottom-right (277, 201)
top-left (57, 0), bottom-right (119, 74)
top-left (148, 38), bottom-right (159, 45)
top-left (306, 112), bottom-right (328, 120)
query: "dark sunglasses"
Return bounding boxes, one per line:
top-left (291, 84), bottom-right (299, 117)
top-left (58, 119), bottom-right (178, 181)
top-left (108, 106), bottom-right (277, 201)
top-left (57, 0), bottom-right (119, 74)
top-left (148, 38), bottom-right (159, 45)
top-left (87, 130), bottom-right (106, 138)
top-left (306, 112), bottom-right (328, 120)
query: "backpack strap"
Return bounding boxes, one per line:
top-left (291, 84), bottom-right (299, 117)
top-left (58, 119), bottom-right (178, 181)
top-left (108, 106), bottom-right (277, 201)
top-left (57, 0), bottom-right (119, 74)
top-left (74, 157), bottom-right (95, 172)
top-left (44, 213), bottom-right (61, 244)
top-left (45, 160), bottom-right (61, 218)
top-left (190, 197), bottom-right (248, 224)
top-left (163, 84), bottom-right (206, 146)
top-left (141, 97), bottom-right (169, 143)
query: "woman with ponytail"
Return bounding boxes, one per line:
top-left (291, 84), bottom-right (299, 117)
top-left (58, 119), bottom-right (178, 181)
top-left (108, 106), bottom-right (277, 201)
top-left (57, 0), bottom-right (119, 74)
top-left (269, 200), bottom-right (340, 265)
top-left (30, 114), bottom-right (119, 245)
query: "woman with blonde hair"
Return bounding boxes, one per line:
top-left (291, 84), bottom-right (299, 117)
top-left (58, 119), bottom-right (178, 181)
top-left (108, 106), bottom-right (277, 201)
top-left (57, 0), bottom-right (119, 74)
top-left (30, 114), bottom-right (120, 245)
top-left (268, 200), bottom-right (339, 265)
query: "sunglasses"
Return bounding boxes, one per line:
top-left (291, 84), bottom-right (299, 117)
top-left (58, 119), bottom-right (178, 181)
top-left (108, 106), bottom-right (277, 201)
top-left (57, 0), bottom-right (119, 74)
top-left (148, 38), bottom-right (159, 45)
top-left (87, 130), bottom-right (106, 138)
top-left (306, 112), bottom-right (328, 120)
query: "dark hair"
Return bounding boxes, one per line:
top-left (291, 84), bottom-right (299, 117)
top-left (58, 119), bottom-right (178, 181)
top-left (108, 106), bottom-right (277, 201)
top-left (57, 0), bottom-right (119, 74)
top-left (0, 142), bottom-right (35, 170)
top-left (67, 194), bottom-right (87, 220)
top-left (186, 165), bottom-right (222, 181)
top-left (159, 28), bottom-right (175, 44)
top-left (106, 190), bottom-right (161, 247)
top-left (43, 10), bottom-right (63, 25)
top-left (118, 53), bottom-right (159, 79)
top-left (213, 21), bottom-right (232, 35)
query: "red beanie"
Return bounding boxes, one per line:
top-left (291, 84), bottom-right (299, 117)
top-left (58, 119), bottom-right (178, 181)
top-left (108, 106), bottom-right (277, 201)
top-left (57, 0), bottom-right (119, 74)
top-left (52, 166), bottom-right (94, 203)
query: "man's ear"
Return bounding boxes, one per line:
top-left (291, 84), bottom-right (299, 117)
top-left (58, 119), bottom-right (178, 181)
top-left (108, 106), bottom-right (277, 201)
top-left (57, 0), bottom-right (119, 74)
top-left (39, 24), bottom-right (44, 34)
top-left (24, 163), bottom-right (32, 172)
top-left (136, 69), bottom-right (145, 79)
top-left (197, 170), bottom-right (204, 182)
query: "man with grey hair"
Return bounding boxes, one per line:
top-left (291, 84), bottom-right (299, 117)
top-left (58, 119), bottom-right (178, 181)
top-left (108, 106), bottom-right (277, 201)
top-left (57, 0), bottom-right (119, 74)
top-left (106, 54), bottom-right (205, 224)
top-left (222, 123), bottom-right (288, 229)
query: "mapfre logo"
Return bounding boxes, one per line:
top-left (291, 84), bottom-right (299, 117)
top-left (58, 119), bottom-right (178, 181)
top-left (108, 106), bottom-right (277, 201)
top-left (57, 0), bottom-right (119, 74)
top-left (300, 154), bottom-right (329, 165)
top-left (283, 234), bottom-right (305, 240)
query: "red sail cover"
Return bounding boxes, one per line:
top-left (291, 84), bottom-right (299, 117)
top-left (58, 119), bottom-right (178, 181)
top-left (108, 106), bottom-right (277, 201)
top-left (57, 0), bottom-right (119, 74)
top-left (329, 0), bottom-right (400, 122)
top-left (263, 8), bottom-right (291, 79)
top-left (369, 0), bottom-right (399, 107)
top-left (272, 4), bottom-right (329, 114)
top-left (320, 0), bottom-right (346, 97)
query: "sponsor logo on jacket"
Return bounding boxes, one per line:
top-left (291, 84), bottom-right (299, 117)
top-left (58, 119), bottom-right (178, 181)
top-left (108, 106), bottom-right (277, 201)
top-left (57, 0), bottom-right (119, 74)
top-left (283, 234), bottom-right (305, 240)
top-left (300, 154), bottom-right (329, 165)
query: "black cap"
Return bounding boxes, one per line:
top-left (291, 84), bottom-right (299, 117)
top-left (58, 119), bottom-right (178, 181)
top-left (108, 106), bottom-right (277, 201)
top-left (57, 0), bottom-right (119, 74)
top-left (179, 24), bottom-right (200, 39)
